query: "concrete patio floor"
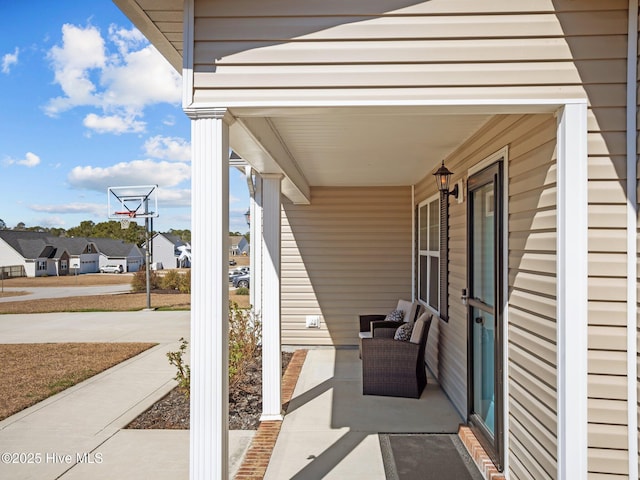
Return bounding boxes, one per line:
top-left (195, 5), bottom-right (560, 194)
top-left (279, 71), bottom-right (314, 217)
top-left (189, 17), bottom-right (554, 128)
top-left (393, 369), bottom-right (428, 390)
top-left (264, 348), bottom-right (465, 479)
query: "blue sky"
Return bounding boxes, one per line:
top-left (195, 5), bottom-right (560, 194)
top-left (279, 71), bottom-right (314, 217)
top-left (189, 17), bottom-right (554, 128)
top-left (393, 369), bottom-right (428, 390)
top-left (0, 2), bottom-right (250, 234)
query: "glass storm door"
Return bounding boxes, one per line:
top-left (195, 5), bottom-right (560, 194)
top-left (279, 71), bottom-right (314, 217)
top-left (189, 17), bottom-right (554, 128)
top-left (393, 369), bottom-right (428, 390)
top-left (467, 161), bottom-right (504, 470)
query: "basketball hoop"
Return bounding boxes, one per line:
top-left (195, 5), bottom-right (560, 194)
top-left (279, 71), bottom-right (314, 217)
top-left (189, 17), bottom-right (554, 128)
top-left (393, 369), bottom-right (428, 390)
top-left (113, 211), bottom-right (135, 229)
top-left (114, 211), bottom-right (137, 218)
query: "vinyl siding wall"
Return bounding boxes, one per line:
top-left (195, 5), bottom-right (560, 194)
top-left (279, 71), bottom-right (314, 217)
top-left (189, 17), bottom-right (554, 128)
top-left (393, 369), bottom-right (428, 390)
top-left (281, 187), bottom-right (412, 346)
top-left (192, 0), bottom-right (627, 105)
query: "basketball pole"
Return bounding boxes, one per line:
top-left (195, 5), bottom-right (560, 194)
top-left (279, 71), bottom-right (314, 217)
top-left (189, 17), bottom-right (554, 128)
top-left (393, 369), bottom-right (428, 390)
top-left (145, 212), bottom-right (151, 310)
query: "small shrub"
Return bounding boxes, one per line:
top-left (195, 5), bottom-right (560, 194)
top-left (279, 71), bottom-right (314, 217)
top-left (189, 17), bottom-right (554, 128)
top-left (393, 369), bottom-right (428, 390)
top-left (235, 287), bottom-right (249, 296)
top-left (168, 302), bottom-right (261, 398)
top-left (161, 270), bottom-right (182, 290)
top-left (131, 269), bottom-right (160, 292)
top-left (178, 271), bottom-right (190, 293)
top-left (229, 301), bottom-right (261, 388)
top-left (166, 337), bottom-right (190, 396)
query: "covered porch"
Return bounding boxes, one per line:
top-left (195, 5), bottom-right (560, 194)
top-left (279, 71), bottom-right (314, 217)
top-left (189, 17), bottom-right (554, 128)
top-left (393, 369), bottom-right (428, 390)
top-left (188, 101), bottom-right (586, 480)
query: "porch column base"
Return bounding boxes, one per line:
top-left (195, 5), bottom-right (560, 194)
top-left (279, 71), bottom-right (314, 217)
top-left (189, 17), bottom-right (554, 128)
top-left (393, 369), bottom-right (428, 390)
top-left (259, 412), bottom-right (284, 422)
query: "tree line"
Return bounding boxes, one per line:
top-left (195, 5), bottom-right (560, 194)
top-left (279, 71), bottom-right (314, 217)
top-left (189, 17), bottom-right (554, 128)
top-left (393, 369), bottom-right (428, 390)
top-left (0, 218), bottom-right (191, 247)
top-left (0, 218), bottom-right (247, 247)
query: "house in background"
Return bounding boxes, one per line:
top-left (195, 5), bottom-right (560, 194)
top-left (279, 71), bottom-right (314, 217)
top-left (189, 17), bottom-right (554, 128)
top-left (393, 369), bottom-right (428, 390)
top-left (0, 231), bottom-right (73, 277)
top-left (52, 237), bottom-right (100, 275)
top-left (90, 237), bottom-right (144, 272)
top-left (146, 232), bottom-right (190, 269)
top-left (229, 235), bottom-right (249, 256)
top-left (113, 1), bottom-right (639, 479)
top-left (0, 230), bottom-right (141, 277)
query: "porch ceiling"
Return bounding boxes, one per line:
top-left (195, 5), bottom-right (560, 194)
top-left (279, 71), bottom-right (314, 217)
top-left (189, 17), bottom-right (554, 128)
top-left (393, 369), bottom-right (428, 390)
top-left (251, 110), bottom-right (492, 187)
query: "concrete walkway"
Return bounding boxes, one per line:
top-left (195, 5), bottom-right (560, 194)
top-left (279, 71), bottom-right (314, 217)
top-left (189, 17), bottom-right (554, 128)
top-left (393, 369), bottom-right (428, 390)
top-left (0, 311), bottom-right (253, 480)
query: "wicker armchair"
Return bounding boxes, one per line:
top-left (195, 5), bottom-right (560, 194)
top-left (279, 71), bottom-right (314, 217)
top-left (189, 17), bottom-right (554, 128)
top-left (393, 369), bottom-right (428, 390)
top-left (358, 299), bottom-right (421, 336)
top-left (361, 313), bottom-right (433, 398)
top-left (358, 300), bottom-right (422, 357)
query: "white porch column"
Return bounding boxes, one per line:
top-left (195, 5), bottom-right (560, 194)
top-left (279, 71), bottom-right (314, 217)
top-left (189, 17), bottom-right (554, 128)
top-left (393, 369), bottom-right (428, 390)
top-left (556, 102), bottom-right (588, 480)
top-left (188, 109), bottom-right (230, 480)
top-left (250, 174), bottom-right (263, 317)
top-left (261, 174), bottom-right (283, 421)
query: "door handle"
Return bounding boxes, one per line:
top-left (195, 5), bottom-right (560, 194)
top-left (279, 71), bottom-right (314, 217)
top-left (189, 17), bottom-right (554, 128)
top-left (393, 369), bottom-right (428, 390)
top-left (475, 316), bottom-right (484, 325)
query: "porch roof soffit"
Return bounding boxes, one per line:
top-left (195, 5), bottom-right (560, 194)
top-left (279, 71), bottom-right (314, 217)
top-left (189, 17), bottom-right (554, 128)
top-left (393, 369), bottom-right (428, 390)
top-left (229, 115), bottom-right (311, 205)
top-left (112, 0), bottom-right (182, 72)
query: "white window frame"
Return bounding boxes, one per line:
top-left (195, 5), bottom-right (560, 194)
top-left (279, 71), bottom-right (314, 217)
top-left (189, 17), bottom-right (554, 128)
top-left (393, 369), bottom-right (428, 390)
top-left (417, 193), bottom-right (440, 314)
top-left (37, 260), bottom-right (47, 271)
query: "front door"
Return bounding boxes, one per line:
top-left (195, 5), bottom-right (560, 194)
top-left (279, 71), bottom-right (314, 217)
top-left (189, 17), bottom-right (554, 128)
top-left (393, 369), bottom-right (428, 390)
top-left (467, 161), bottom-right (504, 470)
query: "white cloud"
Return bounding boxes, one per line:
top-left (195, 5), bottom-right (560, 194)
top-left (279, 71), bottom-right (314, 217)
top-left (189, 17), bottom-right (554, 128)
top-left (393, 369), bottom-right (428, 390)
top-left (44, 24), bottom-right (106, 115)
top-left (44, 24), bottom-right (181, 134)
top-left (100, 44), bottom-right (181, 110)
top-left (2, 47), bottom-right (19, 74)
top-left (158, 188), bottom-right (191, 207)
top-left (144, 135), bottom-right (190, 161)
top-left (37, 216), bottom-right (68, 227)
top-left (67, 159), bottom-right (190, 192)
top-left (30, 203), bottom-right (105, 217)
top-left (108, 25), bottom-right (146, 56)
top-left (4, 152), bottom-right (41, 168)
top-left (83, 113), bottom-right (145, 134)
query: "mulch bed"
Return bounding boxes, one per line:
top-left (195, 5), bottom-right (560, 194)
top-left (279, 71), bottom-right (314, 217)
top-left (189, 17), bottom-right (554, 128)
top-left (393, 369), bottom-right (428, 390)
top-left (127, 349), bottom-right (293, 430)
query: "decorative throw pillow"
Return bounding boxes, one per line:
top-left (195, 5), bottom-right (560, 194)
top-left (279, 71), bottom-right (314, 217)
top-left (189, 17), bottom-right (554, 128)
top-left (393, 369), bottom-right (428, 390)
top-left (394, 322), bottom-right (414, 341)
top-left (385, 309), bottom-right (404, 323)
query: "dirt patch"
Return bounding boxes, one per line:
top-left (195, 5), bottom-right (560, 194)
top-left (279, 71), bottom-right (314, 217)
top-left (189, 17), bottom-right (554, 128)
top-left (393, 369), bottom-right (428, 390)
top-left (0, 342), bottom-right (156, 420)
top-left (127, 349), bottom-right (292, 430)
top-left (0, 290), bottom-right (249, 314)
top-left (0, 293), bottom-right (192, 314)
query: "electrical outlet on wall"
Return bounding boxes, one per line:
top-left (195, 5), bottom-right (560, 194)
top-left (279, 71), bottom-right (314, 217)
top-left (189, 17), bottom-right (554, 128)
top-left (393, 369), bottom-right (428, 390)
top-left (305, 315), bottom-right (321, 328)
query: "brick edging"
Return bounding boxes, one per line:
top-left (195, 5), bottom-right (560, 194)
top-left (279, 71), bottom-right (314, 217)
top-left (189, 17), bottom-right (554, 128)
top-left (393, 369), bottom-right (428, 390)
top-left (458, 425), bottom-right (505, 480)
top-left (234, 349), bottom-right (308, 480)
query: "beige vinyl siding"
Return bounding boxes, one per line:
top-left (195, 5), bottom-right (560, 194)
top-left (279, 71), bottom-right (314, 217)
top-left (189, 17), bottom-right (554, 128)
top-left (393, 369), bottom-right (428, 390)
top-left (191, 0), bottom-right (628, 105)
top-left (281, 186), bottom-right (412, 346)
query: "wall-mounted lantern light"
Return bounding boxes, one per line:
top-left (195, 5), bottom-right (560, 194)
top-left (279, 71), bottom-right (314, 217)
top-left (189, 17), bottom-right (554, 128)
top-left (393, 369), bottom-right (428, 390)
top-left (433, 161), bottom-right (459, 199)
top-left (244, 209), bottom-right (251, 227)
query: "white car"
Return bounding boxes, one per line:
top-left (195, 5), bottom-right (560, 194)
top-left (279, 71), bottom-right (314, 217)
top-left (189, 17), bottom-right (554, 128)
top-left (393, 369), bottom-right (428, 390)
top-left (100, 264), bottom-right (124, 274)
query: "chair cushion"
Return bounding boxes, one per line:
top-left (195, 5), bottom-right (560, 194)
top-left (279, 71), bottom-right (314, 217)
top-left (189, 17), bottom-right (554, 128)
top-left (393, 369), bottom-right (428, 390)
top-left (396, 299), bottom-right (414, 322)
top-left (409, 313), bottom-right (429, 344)
top-left (385, 309), bottom-right (404, 322)
top-left (358, 331), bottom-right (372, 339)
top-left (394, 322), bottom-right (414, 341)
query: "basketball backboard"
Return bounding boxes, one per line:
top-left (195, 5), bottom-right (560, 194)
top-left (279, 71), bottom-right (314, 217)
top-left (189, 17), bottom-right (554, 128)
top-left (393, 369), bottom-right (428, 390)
top-left (108, 185), bottom-right (159, 219)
